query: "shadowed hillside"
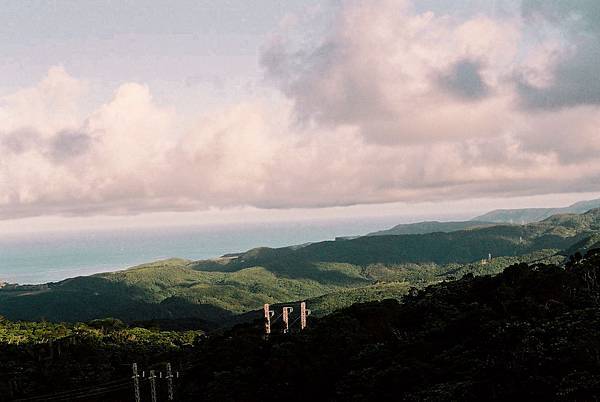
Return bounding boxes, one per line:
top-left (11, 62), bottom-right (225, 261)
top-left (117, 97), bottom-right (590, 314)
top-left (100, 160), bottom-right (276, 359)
top-left (4, 250), bottom-right (600, 401)
top-left (192, 209), bottom-right (600, 273)
top-left (179, 248), bottom-right (600, 402)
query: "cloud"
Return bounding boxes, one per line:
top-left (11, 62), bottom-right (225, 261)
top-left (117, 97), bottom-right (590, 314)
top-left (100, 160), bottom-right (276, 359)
top-left (517, 0), bottom-right (600, 109)
top-left (259, 0), bottom-right (600, 198)
top-left (0, 66), bottom-right (86, 135)
top-left (437, 59), bottom-right (491, 100)
top-left (49, 130), bottom-right (93, 162)
top-left (261, 1), bottom-right (520, 144)
top-left (1, 1), bottom-right (600, 219)
top-left (521, 0), bottom-right (600, 33)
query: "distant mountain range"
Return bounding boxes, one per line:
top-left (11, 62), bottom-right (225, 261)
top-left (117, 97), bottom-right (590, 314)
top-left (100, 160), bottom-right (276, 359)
top-left (471, 198), bottom-right (600, 224)
top-left (365, 198), bottom-right (600, 237)
top-left (367, 220), bottom-right (495, 236)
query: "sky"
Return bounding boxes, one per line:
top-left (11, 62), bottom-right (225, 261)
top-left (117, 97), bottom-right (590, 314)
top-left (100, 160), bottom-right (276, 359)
top-left (1, 0), bottom-right (600, 233)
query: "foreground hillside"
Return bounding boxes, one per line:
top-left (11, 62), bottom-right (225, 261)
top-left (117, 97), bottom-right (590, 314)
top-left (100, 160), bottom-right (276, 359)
top-left (0, 318), bottom-right (200, 401)
top-left (1, 209), bottom-right (599, 325)
top-left (179, 249), bottom-right (600, 401)
top-left (2, 250), bottom-right (600, 400)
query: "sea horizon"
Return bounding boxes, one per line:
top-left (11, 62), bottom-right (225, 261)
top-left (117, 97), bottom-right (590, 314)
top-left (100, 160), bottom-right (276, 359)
top-left (0, 213), bottom-right (472, 285)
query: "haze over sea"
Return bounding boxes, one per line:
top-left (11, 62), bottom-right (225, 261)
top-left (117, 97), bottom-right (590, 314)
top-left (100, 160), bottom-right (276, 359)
top-left (0, 214), bottom-right (468, 285)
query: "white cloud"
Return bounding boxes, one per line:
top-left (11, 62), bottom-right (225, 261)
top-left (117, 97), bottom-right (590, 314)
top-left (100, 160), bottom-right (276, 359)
top-left (1, 0), bottom-right (600, 220)
top-left (0, 66), bottom-right (86, 135)
top-left (262, 1), bottom-right (521, 144)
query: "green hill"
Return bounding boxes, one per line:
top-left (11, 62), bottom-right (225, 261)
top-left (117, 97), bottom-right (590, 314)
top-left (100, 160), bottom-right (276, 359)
top-left (4, 250), bottom-right (599, 401)
top-left (178, 249), bottom-right (600, 401)
top-left (0, 258), bottom-right (367, 325)
top-left (561, 233), bottom-right (600, 257)
top-left (194, 210), bottom-right (600, 273)
top-left (228, 248), bottom-right (564, 326)
top-left (1, 209), bottom-right (599, 325)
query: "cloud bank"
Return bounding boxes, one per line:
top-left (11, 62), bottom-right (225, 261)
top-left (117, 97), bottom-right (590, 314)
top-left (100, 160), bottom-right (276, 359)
top-left (1, 0), bottom-right (600, 219)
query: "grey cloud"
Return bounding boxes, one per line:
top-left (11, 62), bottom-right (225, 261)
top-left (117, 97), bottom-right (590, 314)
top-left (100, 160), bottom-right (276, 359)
top-left (1, 128), bottom-right (92, 162)
top-left (260, 40), bottom-right (296, 84)
top-left (261, 37), bottom-right (409, 145)
top-left (517, 0), bottom-right (600, 109)
top-left (260, 2), bottom-right (516, 146)
top-left (261, 40), bottom-right (378, 126)
top-left (522, 0), bottom-right (600, 33)
top-left (516, 37), bottom-right (600, 109)
top-left (1, 128), bottom-right (42, 154)
top-left (437, 60), bottom-right (490, 101)
top-left (49, 130), bottom-right (93, 162)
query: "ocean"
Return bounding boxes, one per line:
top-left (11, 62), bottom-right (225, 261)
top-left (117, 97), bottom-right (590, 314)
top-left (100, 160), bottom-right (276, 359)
top-left (0, 216), bottom-right (412, 285)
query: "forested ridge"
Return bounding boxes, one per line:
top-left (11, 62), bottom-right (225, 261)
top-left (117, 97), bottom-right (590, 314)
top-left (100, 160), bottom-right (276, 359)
top-left (179, 249), bottom-right (600, 401)
top-left (2, 250), bottom-right (600, 400)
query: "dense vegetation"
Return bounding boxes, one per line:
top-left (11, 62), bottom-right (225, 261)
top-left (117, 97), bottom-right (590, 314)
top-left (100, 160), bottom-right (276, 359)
top-left (0, 318), bottom-right (201, 401)
top-left (2, 209), bottom-right (600, 326)
top-left (3, 248), bottom-right (599, 400)
top-left (0, 260), bottom-right (368, 326)
top-left (178, 249), bottom-right (600, 401)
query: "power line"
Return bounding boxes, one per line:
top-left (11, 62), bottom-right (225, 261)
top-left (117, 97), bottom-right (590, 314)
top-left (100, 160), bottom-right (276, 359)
top-left (13, 378), bottom-right (129, 401)
top-left (39, 383), bottom-right (131, 401)
top-left (14, 380), bottom-right (131, 402)
top-left (46, 383), bottom-right (132, 401)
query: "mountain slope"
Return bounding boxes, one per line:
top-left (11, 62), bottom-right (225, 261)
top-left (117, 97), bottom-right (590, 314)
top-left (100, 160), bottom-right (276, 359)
top-left (5, 250), bottom-right (600, 401)
top-left (0, 259), bottom-right (368, 324)
top-left (193, 210), bottom-right (600, 274)
top-left (179, 249), bottom-right (600, 402)
top-left (366, 220), bottom-right (495, 236)
top-left (472, 198), bottom-right (600, 223)
top-left (2, 209), bottom-right (599, 325)
top-left (561, 233), bottom-right (600, 257)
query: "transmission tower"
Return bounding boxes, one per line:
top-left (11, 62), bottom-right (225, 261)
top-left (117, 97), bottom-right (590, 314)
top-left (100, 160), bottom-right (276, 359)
top-left (264, 303), bottom-right (275, 335)
top-left (300, 302), bottom-right (311, 330)
top-left (282, 306), bottom-right (293, 334)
